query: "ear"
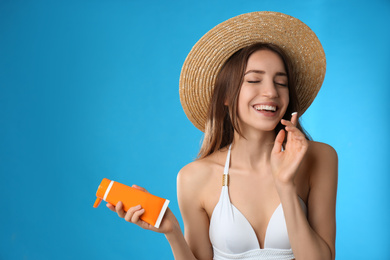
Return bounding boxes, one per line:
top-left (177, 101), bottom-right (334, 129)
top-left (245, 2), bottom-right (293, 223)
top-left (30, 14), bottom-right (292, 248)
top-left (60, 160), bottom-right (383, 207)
top-left (224, 99), bottom-right (229, 106)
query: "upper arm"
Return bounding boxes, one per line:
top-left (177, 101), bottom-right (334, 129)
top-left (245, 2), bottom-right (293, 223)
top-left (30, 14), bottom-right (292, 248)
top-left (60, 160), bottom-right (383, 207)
top-left (177, 164), bottom-right (213, 260)
top-left (307, 142), bottom-right (338, 259)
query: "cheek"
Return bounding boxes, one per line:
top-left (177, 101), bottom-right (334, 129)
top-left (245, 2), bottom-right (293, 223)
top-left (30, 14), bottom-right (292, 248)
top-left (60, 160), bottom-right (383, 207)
top-left (281, 90), bottom-right (290, 114)
top-left (285, 93), bottom-right (290, 106)
top-left (237, 87), bottom-right (252, 111)
top-left (236, 95), bottom-right (248, 120)
top-left (237, 85), bottom-right (254, 103)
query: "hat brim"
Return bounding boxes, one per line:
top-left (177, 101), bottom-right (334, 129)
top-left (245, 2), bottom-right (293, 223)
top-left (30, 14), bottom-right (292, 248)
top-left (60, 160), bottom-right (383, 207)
top-left (179, 11), bottom-right (326, 132)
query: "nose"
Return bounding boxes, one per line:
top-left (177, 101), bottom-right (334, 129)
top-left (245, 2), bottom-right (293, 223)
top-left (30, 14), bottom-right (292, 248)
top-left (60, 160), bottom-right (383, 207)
top-left (261, 78), bottom-right (279, 98)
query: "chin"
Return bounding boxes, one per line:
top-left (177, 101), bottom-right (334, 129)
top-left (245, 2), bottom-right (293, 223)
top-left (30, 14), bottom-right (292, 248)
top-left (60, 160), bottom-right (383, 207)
top-left (240, 122), bottom-right (279, 134)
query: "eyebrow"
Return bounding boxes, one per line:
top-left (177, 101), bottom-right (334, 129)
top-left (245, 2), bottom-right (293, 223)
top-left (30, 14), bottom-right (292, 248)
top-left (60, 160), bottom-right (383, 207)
top-left (244, 70), bottom-right (287, 77)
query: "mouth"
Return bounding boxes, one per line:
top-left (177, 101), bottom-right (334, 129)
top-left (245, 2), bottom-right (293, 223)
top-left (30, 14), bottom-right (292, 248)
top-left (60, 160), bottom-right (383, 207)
top-left (253, 104), bottom-right (278, 112)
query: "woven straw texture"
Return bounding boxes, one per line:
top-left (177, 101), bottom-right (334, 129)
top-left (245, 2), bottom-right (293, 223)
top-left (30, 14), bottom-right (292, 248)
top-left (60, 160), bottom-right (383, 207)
top-left (179, 11), bottom-right (326, 132)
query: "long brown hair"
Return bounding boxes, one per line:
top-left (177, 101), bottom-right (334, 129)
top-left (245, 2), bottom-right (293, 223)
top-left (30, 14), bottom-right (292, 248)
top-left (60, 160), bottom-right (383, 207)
top-left (197, 43), bottom-right (311, 159)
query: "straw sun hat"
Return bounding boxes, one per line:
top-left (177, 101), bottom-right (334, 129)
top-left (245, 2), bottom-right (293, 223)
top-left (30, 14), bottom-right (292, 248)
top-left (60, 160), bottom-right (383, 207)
top-left (179, 11), bottom-right (326, 132)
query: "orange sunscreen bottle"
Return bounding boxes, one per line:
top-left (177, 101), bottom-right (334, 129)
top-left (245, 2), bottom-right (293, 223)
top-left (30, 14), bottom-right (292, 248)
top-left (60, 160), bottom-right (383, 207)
top-left (93, 178), bottom-right (170, 228)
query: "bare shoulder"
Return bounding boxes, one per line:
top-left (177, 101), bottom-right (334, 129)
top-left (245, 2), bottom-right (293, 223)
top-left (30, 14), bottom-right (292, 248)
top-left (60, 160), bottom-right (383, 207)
top-left (304, 141), bottom-right (338, 185)
top-left (308, 141), bottom-right (338, 158)
top-left (178, 152), bottom-right (224, 196)
top-left (177, 151), bottom-right (225, 211)
top-left (305, 141), bottom-right (338, 169)
top-left (177, 157), bottom-right (215, 190)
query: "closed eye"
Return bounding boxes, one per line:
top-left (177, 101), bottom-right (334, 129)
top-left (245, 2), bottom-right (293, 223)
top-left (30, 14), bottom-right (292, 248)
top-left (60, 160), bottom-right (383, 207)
top-left (275, 82), bottom-right (288, 87)
top-left (247, 81), bottom-right (261, 83)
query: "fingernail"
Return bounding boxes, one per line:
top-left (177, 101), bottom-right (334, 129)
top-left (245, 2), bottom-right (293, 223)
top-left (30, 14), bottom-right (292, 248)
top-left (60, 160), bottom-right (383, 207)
top-left (291, 112), bottom-right (298, 116)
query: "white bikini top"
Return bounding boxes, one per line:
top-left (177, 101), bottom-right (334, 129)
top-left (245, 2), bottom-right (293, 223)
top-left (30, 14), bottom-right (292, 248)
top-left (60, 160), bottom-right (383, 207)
top-left (209, 145), bottom-right (307, 260)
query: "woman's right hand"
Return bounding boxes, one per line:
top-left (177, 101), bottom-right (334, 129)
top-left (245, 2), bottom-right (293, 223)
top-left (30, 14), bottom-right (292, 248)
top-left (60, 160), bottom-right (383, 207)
top-left (106, 185), bottom-right (179, 234)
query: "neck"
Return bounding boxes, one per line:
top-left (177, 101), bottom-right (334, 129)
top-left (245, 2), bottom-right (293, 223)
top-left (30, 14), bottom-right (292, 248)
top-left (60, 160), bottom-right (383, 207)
top-left (230, 130), bottom-right (276, 173)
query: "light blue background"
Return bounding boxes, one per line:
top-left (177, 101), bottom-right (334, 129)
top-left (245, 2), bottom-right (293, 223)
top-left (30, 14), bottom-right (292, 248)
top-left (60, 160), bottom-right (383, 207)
top-left (1, 0), bottom-right (389, 259)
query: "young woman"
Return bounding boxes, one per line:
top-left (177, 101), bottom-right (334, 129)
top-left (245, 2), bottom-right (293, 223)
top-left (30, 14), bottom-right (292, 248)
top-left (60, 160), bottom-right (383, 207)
top-left (108, 12), bottom-right (338, 260)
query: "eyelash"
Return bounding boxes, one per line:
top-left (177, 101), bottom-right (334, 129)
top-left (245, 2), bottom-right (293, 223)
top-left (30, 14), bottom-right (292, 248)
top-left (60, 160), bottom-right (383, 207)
top-left (247, 80), bottom-right (288, 87)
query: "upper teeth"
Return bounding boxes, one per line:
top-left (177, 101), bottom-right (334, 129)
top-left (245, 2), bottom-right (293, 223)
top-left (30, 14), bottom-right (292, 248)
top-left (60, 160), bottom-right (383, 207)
top-left (254, 105), bottom-right (277, 111)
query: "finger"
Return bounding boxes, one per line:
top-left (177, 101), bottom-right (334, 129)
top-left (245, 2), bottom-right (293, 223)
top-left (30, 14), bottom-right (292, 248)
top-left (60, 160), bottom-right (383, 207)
top-left (284, 126), bottom-right (306, 145)
top-left (131, 208), bottom-right (145, 223)
top-left (285, 125), bottom-right (300, 132)
top-left (284, 123), bottom-right (305, 136)
top-left (106, 203), bottom-right (116, 212)
top-left (116, 201), bottom-right (126, 218)
top-left (124, 205), bottom-right (142, 222)
top-left (281, 119), bottom-right (294, 127)
top-left (281, 120), bottom-right (295, 144)
top-left (291, 112), bottom-right (298, 126)
top-left (281, 113), bottom-right (298, 128)
top-left (283, 116), bottom-right (302, 145)
top-left (132, 184), bottom-right (148, 193)
top-left (272, 129), bottom-right (285, 154)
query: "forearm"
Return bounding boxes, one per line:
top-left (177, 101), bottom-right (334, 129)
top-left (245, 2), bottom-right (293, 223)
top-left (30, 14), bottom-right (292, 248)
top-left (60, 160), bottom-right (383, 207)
top-left (165, 226), bottom-right (198, 260)
top-left (277, 184), bottom-right (333, 260)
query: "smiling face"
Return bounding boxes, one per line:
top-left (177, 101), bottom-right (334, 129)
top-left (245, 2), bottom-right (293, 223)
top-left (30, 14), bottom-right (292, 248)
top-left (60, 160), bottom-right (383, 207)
top-left (237, 49), bottom-right (290, 133)
top-left (198, 43), bottom-right (303, 158)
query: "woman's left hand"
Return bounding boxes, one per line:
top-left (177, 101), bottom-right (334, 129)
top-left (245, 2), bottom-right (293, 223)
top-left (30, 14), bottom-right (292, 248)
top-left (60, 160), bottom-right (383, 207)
top-left (271, 112), bottom-right (308, 186)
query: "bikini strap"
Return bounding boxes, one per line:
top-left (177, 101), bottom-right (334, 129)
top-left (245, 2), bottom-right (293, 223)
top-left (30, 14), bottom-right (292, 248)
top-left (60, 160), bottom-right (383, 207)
top-left (222, 144), bottom-right (232, 186)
